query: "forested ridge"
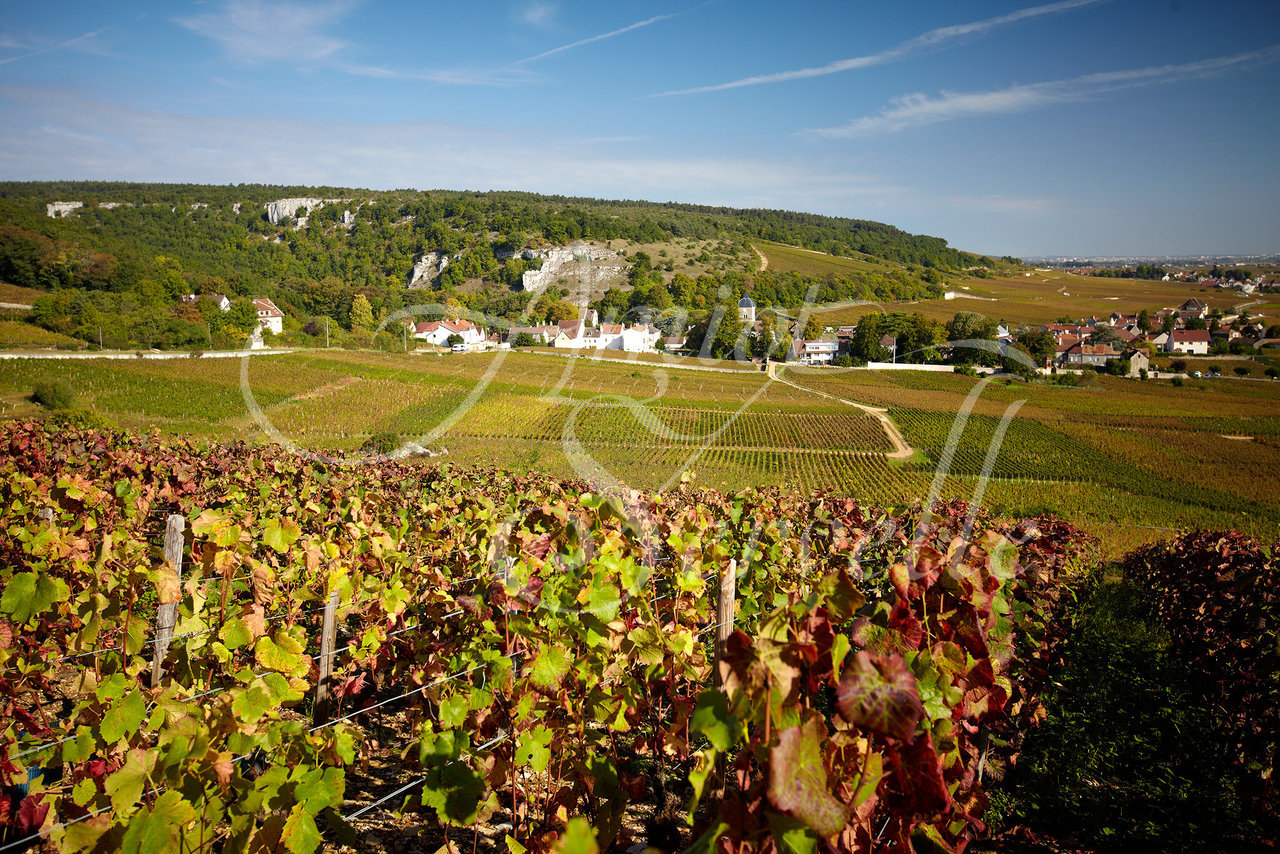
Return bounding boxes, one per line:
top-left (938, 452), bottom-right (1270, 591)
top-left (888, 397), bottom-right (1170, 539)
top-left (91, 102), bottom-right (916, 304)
top-left (0, 182), bottom-right (1009, 351)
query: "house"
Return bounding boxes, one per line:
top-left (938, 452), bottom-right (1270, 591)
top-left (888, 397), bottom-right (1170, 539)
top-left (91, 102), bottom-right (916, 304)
top-left (1164, 329), bottom-right (1211, 355)
top-left (1053, 336), bottom-right (1081, 364)
top-left (182, 293), bottom-right (231, 313)
top-left (618, 324), bottom-right (661, 352)
top-left (251, 298), bottom-right (284, 335)
top-left (414, 318), bottom-right (485, 346)
top-left (789, 339), bottom-right (838, 365)
top-left (507, 325), bottom-right (558, 345)
top-left (1062, 341), bottom-right (1120, 367)
top-left (737, 295), bottom-right (756, 324)
top-left (1126, 348), bottom-right (1149, 378)
top-left (1179, 298), bottom-right (1209, 318)
top-left (1043, 323), bottom-right (1084, 344)
top-left (662, 335), bottom-right (686, 352)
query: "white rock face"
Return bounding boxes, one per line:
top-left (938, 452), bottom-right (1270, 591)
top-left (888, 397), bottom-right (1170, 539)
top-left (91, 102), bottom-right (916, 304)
top-left (521, 241), bottom-right (625, 291)
top-left (341, 209), bottom-right (355, 225)
top-left (46, 202), bottom-right (83, 218)
top-left (408, 252), bottom-right (451, 288)
top-left (263, 197), bottom-right (346, 225)
top-left (99, 202), bottom-right (128, 210)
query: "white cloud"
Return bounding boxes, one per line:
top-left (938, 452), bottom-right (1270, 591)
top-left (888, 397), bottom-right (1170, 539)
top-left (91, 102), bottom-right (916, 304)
top-left (522, 3), bottom-right (556, 27)
top-left (176, 0), bottom-right (354, 65)
top-left (651, 0), bottom-right (1107, 96)
top-left (810, 44), bottom-right (1280, 138)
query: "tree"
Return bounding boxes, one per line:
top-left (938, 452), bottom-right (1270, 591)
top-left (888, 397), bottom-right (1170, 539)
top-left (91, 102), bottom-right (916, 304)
top-left (1233, 366), bottom-right (1250, 377)
top-left (947, 312), bottom-right (998, 365)
top-left (1138, 309), bottom-right (1151, 332)
top-left (1088, 326), bottom-right (1123, 347)
top-left (349, 293), bottom-right (374, 331)
top-left (1186, 317), bottom-right (1207, 331)
top-left (1017, 329), bottom-right (1056, 366)
top-left (1171, 359), bottom-right (1187, 373)
top-left (446, 333), bottom-right (464, 347)
top-left (802, 317), bottom-right (822, 340)
top-left (546, 300), bottom-right (578, 323)
top-left (1161, 313), bottom-right (1176, 334)
top-left (512, 332), bottom-right (536, 347)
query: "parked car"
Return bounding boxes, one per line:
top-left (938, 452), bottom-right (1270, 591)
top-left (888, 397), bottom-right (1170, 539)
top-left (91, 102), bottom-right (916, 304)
top-left (451, 343), bottom-right (467, 352)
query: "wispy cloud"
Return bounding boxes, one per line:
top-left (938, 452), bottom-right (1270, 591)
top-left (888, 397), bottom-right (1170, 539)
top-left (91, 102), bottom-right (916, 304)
top-left (514, 11), bottom-right (680, 64)
top-left (522, 2), bottom-right (556, 27)
top-left (178, 0), bottom-right (531, 86)
top-left (176, 0), bottom-right (354, 64)
top-left (810, 44), bottom-right (1280, 138)
top-left (651, 0), bottom-right (1106, 97)
top-left (0, 27), bottom-right (114, 66)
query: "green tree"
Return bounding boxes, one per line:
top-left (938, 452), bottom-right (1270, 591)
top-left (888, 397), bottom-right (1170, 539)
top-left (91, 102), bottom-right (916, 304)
top-left (349, 293), bottom-right (374, 332)
top-left (512, 332), bottom-right (536, 347)
top-left (1017, 329), bottom-right (1056, 366)
top-left (1138, 309), bottom-right (1151, 332)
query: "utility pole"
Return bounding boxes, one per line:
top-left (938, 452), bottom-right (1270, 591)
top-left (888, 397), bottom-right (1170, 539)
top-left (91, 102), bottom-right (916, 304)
top-left (98, 325), bottom-right (102, 350)
top-left (325, 317), bottom-right (329, 348)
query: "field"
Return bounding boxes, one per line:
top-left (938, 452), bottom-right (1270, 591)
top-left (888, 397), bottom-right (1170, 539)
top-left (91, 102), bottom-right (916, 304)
top-left (3, 347), bottom-right (1279, 556)
top-left (751, 239), bottom-right (898, 278)
top-left (814, 268), bottom-right (1280, 328)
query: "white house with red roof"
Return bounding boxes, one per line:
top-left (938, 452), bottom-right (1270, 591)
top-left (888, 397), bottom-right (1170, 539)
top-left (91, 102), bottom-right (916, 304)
top-left (252, 298), bottom-right (284, 335)
top-left (414, 318), bottom-right (485, 346)
top-left (1164, 329), bottom-right (1210, 355)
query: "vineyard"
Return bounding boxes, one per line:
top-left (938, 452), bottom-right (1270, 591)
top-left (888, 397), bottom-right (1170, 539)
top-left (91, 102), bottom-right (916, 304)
top-left (0, 421), bottom-right (1100, 853)
top-left (3, 349), bottom-right (1280, 553)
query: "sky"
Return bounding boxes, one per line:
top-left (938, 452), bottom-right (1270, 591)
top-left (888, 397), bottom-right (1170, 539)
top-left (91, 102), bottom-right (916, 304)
top-left (0, 0), bottom-right (1278, 257)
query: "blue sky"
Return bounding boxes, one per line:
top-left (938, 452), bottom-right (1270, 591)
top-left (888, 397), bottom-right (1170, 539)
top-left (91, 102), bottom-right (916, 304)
top-left (1, 0), bottom-right (1277, 257)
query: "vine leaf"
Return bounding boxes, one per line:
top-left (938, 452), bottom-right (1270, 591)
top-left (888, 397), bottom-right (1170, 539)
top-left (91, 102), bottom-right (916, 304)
top-left (262, 517), bottom-right (302, 553)
top-left (1, 572), bottom-right (69, 625)
top-left (836, 651), bottom-right (922, 742)
top-left (530, 643), bottom-right (570, 690)
top-left (552, 817), bottom-right (599, 854)
top-left (767, 716), bottom-right (847, 837)
top-left (691, 689), bottom-right (741, 751)
top-left (100, 689), bottom-right (146, 745)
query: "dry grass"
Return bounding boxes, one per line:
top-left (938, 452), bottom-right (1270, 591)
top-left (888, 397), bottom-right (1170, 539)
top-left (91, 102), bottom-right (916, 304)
top-left (751, 240), bottom-right (895, 278)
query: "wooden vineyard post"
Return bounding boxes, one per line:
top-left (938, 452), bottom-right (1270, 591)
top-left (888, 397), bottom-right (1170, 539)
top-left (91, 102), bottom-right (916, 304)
top-left (710, 558), bottom-right (738, 803)
top-left (314, 591), bottom-right (340, 725)
top-left (713, 559), bottom-right (737, 689)
top-left (151, 514), bottom-right (185, 689)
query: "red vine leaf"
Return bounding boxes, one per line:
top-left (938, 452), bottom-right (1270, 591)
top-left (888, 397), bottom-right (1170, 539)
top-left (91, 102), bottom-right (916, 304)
top-left (836, 651), bottom-right (922, 742)
top-left (767, 716), bottom-right (847, 837)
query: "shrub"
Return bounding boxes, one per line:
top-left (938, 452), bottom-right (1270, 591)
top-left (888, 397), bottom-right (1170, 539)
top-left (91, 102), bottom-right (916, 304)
top-left (1171, 376), bottom-right (1185, 387)
top-left (360, 431), bottom-right (400, 456)
top-left (832, 355), bottom-right (854, 367)
top-left (1233, 366), bottom-right (1250, 377)
top-left (1171, 359), bottom-right (1187, 372)
top-left (32, 380), bottom-right (75, 410)
top-left (1139, 367), bottom-right (1148, 380)
top-left (47, 409), bottom-right (110, 430)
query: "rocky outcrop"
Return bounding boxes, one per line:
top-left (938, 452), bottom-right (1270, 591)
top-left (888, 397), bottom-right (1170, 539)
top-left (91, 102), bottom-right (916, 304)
top-left (46, 202), bottom-right (83, 218)
top-left (521, 242), bottom-right (626, 291)
top-left (408, 252), bottom-right (451, 288)
top-left (341, 209), bottom-right (356, 225)
top-left (263, 197), bottom-right (346, 225)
